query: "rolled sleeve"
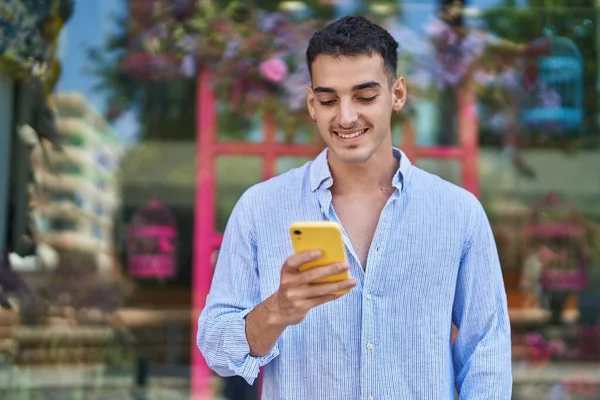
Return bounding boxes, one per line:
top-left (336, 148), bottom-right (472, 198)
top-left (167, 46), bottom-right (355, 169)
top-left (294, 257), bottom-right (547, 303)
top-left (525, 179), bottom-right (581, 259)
top-left (197, 190), bottom-right (280, 384)
top-left (223, 308), bottom-right (280, 384)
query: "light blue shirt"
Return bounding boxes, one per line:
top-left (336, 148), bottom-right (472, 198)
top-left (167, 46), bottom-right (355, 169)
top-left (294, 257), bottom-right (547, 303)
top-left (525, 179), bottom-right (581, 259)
top-left (197, 148), bottom-right (512, 399)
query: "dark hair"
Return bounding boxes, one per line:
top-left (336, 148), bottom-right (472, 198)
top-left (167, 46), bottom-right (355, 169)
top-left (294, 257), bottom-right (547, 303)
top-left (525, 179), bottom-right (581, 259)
top-left (306, 16), bottom-right (399, 86)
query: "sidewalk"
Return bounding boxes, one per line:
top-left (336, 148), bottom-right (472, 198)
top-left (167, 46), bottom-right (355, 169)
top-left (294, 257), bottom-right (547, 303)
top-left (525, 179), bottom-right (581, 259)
top-left (0, 365), bottom-right (225, 400)
top-left (513, 361), bottom-right (600, 399)
top-left (2, 362), bottom-right (600, 399)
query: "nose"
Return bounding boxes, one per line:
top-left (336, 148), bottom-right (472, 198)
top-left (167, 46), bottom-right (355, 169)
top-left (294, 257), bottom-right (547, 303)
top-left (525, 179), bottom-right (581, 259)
top-left (337, 99), bottom-right (358, 127)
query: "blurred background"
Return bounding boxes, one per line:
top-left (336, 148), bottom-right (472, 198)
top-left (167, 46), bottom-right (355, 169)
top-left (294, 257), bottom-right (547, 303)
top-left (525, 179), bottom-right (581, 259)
top-left (1, 0), bottom-right (599, 399)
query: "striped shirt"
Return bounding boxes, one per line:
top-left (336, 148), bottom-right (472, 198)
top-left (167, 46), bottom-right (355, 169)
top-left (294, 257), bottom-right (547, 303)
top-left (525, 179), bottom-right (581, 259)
top-left (197, 147), bottom-right (512, 399)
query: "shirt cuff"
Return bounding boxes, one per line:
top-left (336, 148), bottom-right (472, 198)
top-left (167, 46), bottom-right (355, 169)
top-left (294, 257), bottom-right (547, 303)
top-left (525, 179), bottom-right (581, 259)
top-left (223, 308), bottom-right (280, 385)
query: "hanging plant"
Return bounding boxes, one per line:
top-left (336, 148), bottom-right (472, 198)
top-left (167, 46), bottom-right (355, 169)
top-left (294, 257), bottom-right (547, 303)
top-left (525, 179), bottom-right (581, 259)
top-left (117, 0), bottom-right (331, 141)
top-left (0, 0), bottom-right (73, 92)
top-left (388, 13), bottom-right (559, 178)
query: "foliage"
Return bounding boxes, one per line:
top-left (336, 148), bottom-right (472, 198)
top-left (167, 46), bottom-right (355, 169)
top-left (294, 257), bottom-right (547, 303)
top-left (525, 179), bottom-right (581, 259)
top-left (85, 0), bottom-right (403, 142)
top-left (0, 0), bottom-right (74, 92)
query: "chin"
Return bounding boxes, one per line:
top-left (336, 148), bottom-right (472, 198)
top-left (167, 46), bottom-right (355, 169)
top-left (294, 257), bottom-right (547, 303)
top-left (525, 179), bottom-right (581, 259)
top-left (330, 145), bottom-right (374, 164)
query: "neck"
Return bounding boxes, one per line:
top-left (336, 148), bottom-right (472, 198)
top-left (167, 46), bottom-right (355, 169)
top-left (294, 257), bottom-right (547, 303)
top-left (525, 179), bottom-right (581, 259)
top-left (328, 146), bottom-right (398, 196)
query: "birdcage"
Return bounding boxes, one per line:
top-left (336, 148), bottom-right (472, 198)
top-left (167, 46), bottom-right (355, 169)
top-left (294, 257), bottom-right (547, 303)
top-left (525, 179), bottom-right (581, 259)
top-left (522, 192), bottom-right (588, 292)
top-left (521, 192), bottom-right (588, 324)
top-left (520, 35), bottom-right (584, 134)
top-left (127, 199), bottom-right (177, 279)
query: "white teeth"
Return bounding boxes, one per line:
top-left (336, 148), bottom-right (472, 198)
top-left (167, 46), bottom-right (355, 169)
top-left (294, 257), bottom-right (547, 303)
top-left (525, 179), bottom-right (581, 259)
top-left (336, 129), bottom-right (366, 139)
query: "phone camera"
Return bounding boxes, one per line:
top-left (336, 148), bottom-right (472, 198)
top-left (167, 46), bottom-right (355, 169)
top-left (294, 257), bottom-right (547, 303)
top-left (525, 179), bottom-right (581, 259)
top-left (293, 230), bottom-right (302, 235)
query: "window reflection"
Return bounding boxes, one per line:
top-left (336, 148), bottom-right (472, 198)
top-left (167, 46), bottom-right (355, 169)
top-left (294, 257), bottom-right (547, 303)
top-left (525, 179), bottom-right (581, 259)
top-left (0, 0), bottom-right (598, 398)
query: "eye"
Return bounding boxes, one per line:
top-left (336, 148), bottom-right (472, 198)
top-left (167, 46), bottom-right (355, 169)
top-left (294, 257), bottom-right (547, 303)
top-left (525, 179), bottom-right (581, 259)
top-left (319, 100), bottom-right (336, 107)
top-left (358, 95), bottom-right (378, 103)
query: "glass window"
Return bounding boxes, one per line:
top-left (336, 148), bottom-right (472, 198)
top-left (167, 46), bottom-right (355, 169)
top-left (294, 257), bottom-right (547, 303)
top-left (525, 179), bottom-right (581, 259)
top-left (1, 1), bottom-right (598, 398)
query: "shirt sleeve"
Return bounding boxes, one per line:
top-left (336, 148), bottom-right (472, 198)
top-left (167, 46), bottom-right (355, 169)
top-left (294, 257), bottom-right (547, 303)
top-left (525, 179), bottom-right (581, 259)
top-left (452, 199), bottom-right (512, 399)
top-left (197, 191), bottom-right (280, 385)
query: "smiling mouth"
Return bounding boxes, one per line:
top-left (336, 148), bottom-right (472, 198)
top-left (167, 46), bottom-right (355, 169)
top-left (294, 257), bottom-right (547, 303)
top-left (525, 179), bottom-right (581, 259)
top-left (334, 128), bottom-right (369, 139)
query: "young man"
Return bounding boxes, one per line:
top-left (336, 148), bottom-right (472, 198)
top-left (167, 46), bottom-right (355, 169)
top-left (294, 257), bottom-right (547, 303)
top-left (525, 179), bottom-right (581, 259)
top-left (198, 16), bottom-right (512, 399)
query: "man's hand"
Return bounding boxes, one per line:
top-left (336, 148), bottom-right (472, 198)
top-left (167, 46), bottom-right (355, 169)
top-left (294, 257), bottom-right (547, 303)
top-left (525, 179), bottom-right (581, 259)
top-left (269, 250), bottom-right (357, 326)
top-left (245, 250), bottom-right (356, 356)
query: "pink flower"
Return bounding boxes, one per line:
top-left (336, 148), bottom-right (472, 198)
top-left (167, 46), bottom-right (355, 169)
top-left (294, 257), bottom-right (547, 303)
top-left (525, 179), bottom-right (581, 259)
top-left (260, 58), bottom-right (288, 83)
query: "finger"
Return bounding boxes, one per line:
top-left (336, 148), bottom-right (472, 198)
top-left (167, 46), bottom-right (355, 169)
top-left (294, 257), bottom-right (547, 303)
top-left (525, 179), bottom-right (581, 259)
top-left (297, 262), bottom-right (349, 284)
top-left (304, 278), bottom-right (357, 298)
top-left (283, 250), bottom-right (322, 272)
top-left (304, 291), bottom-right (348, 309)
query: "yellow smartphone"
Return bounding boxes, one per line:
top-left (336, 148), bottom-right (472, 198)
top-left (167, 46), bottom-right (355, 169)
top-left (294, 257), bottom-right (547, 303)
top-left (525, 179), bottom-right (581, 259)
top-left (289, 221), bottom-right (351, 293)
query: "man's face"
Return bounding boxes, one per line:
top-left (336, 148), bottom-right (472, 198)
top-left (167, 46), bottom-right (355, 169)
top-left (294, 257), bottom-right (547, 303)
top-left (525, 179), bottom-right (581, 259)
top-left (306, 54), bottom-right (406, 165)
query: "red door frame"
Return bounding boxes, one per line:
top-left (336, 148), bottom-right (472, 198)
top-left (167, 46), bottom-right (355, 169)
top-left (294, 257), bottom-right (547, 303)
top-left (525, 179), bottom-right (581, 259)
top-left (191, 70), bottom-right (479, 399)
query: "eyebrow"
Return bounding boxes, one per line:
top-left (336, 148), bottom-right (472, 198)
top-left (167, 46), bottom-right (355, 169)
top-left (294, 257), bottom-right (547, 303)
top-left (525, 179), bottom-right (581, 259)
top-left (313, 81), bottom-right (381, 94)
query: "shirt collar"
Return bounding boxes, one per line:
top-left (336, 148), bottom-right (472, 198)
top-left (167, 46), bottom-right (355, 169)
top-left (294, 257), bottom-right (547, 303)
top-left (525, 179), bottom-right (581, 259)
top-left (309, 147), bottom-right (412, 192)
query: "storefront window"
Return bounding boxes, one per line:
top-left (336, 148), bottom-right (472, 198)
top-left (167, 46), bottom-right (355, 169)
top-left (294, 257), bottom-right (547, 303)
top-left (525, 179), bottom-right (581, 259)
top-left (0, 0), bottom-right (598, 398)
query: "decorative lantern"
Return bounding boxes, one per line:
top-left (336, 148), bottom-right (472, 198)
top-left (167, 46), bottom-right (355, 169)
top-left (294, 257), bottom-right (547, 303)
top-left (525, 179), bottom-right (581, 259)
top-left (521, 192), bottom-right (588, 324)
top-left (127, 199), bottom-right (177, 279)
top-left (520, 35), bottom-right (584, 134)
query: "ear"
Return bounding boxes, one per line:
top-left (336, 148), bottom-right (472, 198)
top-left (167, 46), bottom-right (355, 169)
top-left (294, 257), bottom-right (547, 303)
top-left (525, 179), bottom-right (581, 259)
top-left (306, 85), bottom-right (316, 121)
top-left (391, 77), bottom-right (407, 112)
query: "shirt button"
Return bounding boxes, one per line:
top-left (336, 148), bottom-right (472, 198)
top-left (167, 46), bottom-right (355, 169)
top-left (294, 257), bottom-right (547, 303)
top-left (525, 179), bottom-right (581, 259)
top-left (366, 293), bottom-right (372, 300)
top-left (367, 343), bottom-right (374, 350)
top-left (368, 396), bottom-right (374, 400)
